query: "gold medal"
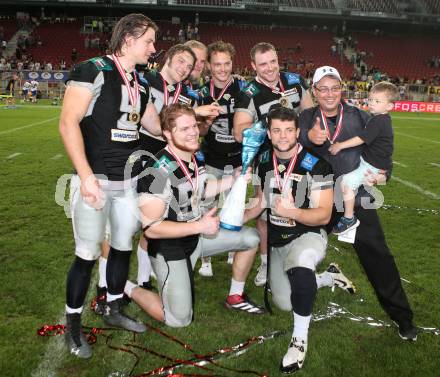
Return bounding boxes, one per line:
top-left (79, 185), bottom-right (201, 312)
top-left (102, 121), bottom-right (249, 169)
top-left (279, 95), bottom-right (289, 107)
top-left (128, 111), bottom-right (140, 123)
top-left (191, 190), bottom-right (199, 209)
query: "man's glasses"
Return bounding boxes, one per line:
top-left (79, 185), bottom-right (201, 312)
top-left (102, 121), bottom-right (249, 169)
top-left (314, 85), bottom-right (342, 94)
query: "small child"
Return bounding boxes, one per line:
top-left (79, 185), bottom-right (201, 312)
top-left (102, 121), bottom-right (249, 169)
top-left (329, 81), bottom-right (398, 234)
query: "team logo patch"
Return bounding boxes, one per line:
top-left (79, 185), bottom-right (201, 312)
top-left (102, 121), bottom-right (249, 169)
top-left (238, 79), bottom-right (247, 90)
top-left (300, 153), bottom-right (319, 171)
top-left (243, 83), bottom-right (259, 98)
top-left (153, 155), bottom-right (175, 173)
top-left (223, 93), bottom-right (231, 101)
top-left (89, 57), bottom-right (112, 71)
top-left (259, 149), bottom-right (270, 164)
top-left (200, 86), bottom-right (209, 98)
top-left (285, 72), bottom-right (300, 85)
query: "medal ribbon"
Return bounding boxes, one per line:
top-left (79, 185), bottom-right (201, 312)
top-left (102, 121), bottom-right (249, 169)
top-left (272, 144), bottom-right (302, 194)
top-left (166, 146), bottom-right (199, 192)
top-left (111, 54), bottom-right (139, 112)
top-left (162, 78), bottom-right (182, 106)
top-left (256, 75), bottom-right (285, 95)
top-left (320, 105), bottom-right (344, 144)
top-left (210, 79), bottom-right (232, 102)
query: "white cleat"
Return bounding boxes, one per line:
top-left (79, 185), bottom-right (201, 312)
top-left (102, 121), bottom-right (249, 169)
top-left (280, 337), bottom-right (307, 374)
top-left (327, 263), bottom-right (356, 294)
top-left (254, 263), bottom-right (267, 287)
top-left (198, 261), bottom-right (213, 277)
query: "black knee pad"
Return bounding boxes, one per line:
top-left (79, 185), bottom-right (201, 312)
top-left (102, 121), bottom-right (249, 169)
top-left (107, 247), bottom-right (132, 295)
top-left (287, 267), bottom-right (317, 316)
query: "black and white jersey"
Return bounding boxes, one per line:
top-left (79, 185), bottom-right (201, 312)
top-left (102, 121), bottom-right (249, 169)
top-left (139, 70), bottom-right (201, 157)
top-left (257, 145), bottom-right (333, 247)
top-left (67, 56), bottom-right (151, 181)
top-left (137, 148), bottom-right (208, 260)
top-left (199, 78), bottom-right (247, 169)
top-left (234, 71), bottom-right (308, 123)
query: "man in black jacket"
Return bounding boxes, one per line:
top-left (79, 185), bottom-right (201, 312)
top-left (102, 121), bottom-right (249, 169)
top-left (298, 66), bottom-right (417, 341)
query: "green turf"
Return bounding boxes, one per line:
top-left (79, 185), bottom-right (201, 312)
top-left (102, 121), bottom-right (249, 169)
top-left (1, 103), bottom-right (439, 377)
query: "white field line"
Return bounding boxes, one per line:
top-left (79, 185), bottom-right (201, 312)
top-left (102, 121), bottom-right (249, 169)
top-left (392, 115), bottom-right (440, 121)
top-left (392, 176), bottom-right (440, 200)
top-left (30, 311), bottom-right (67, 377)
top-left (394, 131), bottom-right (440, 144)
top-left (393, 161), bottom-right (407, 168)
top-left (51, 154), bottom-right (63, 160)
top-left (31, 275), bottom-right (98, 377)
top-left (0, 116), bottom-right (59, 136)
top-left (6, 152), bottom-right (22, 159)
top-left (429, 163), bottom-right (440, 168)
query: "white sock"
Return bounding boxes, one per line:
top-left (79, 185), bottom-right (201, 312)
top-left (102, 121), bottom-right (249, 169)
top-left (65, 305), bottom-right (83, 314)
top-left (292, 311), bottom-right (311, 342)
top-left (106, 292), bottom-right (124, 302)
top-left (98, 256), bottom-right (108, 288)
top-left (316, 271), bottom-right (333, 289)
top-left (229, 278), bottom-right (245, 296)
top-left (124, 280), bottom-right (137, 298)
top-left (260, 253), bottom-right (267, 265)
top-left (137, 244), bottom-right (152, 285)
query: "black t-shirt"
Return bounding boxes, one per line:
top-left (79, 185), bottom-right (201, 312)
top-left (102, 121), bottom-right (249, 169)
top-left (199, 78), bottom-right (247, 169)
top-left (359, 113), bottom-right (393, 171)
top-left (137, 148), bottom-right (208, 261)
top-left (139, 70), bottom-right (201, 157)
top-left (67, 56), bottom-right (151, 181)
top-left (257, 145), bottom-right (333, 247)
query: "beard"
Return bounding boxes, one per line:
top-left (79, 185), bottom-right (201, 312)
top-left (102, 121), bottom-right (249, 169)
top-left (170, 136), bottom-right (199, 153)
top-left (273, 140), bottom-right (297, 153)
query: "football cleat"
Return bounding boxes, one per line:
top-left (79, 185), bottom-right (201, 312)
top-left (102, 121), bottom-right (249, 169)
top-left (198, 260), bottom-right (213, 277)
top-left (254, 263), bottom-right (267, 287)
top-left (65, 313), bottom-right (92, 359)
top-left (327, 263), bottom-right (356, 294)
top-left (332, 216), bottom-right (360, 235)
top-left (395, 321), bottom-right (418, 342)
top-left (280, 337), bottom-right (307, 374)
top-left (224, 293), bottom-right (265, 315)
top-left (103, 299), bottom-right (147, 333)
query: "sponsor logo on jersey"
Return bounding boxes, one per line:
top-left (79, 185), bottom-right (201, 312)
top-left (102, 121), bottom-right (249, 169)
top-left (215, 134), bottom-right (235, 143)
top-left (110, 129), bottom-right (139, 142)
top-left (178, 94), bottom-right (192, 105)
top-left (289, 173), bottom-right (304, 182)
top-left (284, 88), bottom-right (298, 96)
top-left (284, 72), bottom-right (300, 85)
top-left (243, 83), bottom-right (259, 98)
top-left (269, 214), bottom-right (296, 227)
top-left (238, 79), bottom-right (247, 91)
top-left (300, 153), bottom-right (319, 171)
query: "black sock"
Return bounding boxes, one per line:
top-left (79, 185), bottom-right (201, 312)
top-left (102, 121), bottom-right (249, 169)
top-left (66, 256), bottom-right (96, 309)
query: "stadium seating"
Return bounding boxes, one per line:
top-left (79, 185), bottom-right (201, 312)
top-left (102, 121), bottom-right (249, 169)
top-left (27, 21), bottom-right (102, 66)
top-left (422, 0), bottom-right (440, 14)
top-left (355, 32), bottom-right (440, 79)
top-left (0, 19), bottom-right (20, 41)
top-left (345, 0), bottom-right (399, 14)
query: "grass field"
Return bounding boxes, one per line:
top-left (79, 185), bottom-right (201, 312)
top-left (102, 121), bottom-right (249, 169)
top-left (0, 101), bottom-right (439, 377)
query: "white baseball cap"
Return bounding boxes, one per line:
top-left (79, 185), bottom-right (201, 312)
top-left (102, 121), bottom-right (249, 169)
top-left (312, 66), bottom-right (341, 85)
